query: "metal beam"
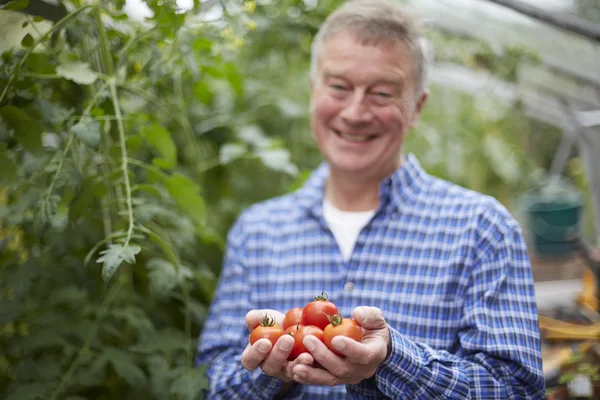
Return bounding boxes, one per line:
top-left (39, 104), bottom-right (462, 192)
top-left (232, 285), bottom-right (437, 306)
top-left (482, 0), bottom-right (600, 42)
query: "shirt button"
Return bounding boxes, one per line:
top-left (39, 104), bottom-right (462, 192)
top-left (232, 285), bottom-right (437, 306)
top-left (344, 282), bottom-right (355, 292)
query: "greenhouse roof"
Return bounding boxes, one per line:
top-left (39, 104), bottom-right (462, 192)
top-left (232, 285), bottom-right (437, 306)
top-left (409, 0), bottom-right (600, 86)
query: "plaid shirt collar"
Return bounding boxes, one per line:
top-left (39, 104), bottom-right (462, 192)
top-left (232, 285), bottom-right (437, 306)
top-left (294, 153), bottom-right (432, 219)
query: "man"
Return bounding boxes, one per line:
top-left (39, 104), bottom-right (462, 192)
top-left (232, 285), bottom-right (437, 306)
top-left (195, 0), bottom-right (545, 398)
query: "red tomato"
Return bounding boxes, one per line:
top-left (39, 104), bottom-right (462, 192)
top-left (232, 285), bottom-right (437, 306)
top-left (283, 323), bottom-right (303, 360)
top-left (302, 292), bottom-right (339, 330)
top-left (284, 323), bottom-right (303, 336)
top-left (249, 314), bottom-right (283, 347)
top-left (323, 315), bottom-right (363, 356)
top-left (289, 325), bottom-right (324, 360)
top-left (283, 307), bottom-right (303, 330)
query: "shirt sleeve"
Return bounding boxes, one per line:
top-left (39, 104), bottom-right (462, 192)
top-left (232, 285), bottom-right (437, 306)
top-left (347, 215), bottom-right (545, 399)
top-left (194, 213), bottom-right (299, 399)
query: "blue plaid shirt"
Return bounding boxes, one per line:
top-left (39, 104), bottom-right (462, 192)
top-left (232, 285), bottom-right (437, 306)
top-left (195, 154), bottom-right (545, 399)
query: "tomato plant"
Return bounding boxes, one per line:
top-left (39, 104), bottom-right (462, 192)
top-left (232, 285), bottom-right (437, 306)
top-left (250, 314), bottom-right (284, 346)
top-left (283, 307), bottom-right (303, 330)
top-left (324, 315), bottom-right (363, 356)
top-left (289, 325), bottom-right (324, 360)
top-left (302, 292), bottom-right (339, 330)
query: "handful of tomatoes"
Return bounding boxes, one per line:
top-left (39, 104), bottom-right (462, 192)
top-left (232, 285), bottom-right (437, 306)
top-left (249, 292), bottom-right (363, 360)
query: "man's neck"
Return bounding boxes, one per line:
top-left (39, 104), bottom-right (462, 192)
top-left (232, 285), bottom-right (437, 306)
top-left (325, 177), bottom-right (380, 212)
top-left (325, 155), bottom-right (405, 212)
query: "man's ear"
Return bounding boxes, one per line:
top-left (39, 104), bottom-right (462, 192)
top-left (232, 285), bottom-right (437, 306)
top-left (410, 89), bottom-right (429, 128)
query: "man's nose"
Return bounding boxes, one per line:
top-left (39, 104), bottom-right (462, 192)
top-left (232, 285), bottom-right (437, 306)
top-left (340, 92), bottom-right (373, 124)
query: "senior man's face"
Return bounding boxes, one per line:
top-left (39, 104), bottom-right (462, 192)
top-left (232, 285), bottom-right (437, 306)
top-left (310, 31), bottom-right (427, 181)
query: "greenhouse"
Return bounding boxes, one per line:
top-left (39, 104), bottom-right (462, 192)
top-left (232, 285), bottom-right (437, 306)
top-left (0, 0), bottom-right (599, 398)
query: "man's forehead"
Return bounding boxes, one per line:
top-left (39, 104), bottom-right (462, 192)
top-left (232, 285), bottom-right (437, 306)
top-left (321, 66), bottom-right (406, 85)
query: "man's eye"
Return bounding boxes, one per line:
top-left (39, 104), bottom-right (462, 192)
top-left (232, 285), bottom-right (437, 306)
top-left (330, 85), bottom-right (346, 91)
top-left (375, 92), bottom-right (391, 98)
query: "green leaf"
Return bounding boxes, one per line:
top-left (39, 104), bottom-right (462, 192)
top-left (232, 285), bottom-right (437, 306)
top-left (33, 194), bottom-right (60, 232)
top-left (35, 99), bottom-right (73, 124)
top-left (193, 80), bottom-right (213, 105)
top-left (194, 267), bottom-right (217, 300)
top-left (110, 308), bottom-right (155, 344)
top-left (0, 0), bottom-right (29, 10)
top-left (257, 148), bottom-right (298, 176)
top-left (0, 105), bottom-right (43, 154)
top-left (219, 143), bottom-right (247, 164)
top-left (165, 173), bottom-right (205, 222)
top-left (147, 258), bottom-right (178, 297)
top-left (0, 298), bottom-right (24, 323)
top-left (4, 383), bottom-right (46, 400)
top-left (170, 367), bottom-right (209, 400)
top-left (129, 328), bottom-right (186, 354)
top-left (6, 261), bottom-right (37, 297)
top-left (49, 287), bottom-right (88, 306)
top-left (20, 33), bottom-right (34, 48)
top-left (105, 347), bottom-right (147, 388)
top-left (56, 62), bottom-right (98, 85)
top-left (147, 355), bottom-right (171, 399)
top-left (18, 328), bottom-right (67, 352)
top-left (224, 63), bottom-right (244, 96)
top-left (184, 297), bottom-right (208, 325)
top-left (0, 143), bottom-right (17, 184)
top-left (141, 123), bottom-right (177, 169)
top-left (96, 244), bottom-right (142, 282)
top-left (237, 125), bottom-right (270, 149)
top-left (70, 179), bottom-right (106, 222)
top-left (193, 37), bottom-right (213, 52)
top-left (70, 118), bottom-right (101, 149)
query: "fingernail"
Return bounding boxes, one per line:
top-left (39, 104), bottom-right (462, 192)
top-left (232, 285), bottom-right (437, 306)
top-left (295, 372), bottom-right (306, 380)
top-left (333, 338), bottom-right (345, 350)
top-left (304, 337), bottom-right (315, 351)
top-left (279, 339), bottom-right (292, 351)
top-left (258, 341), bottom-right (271, 352)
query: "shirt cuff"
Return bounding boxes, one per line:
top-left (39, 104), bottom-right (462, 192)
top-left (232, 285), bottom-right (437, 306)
top-left (347, 326), bottom-right (426, 398)
top-left (346, 376), bottom-right (385, 399)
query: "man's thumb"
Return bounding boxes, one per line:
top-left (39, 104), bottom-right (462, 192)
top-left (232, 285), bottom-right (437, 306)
top-left (352, 306), bottom-right (387, 330)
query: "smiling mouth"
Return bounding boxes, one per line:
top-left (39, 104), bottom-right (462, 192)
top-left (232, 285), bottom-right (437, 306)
top-left (334, 130), bottom-right (376, 142)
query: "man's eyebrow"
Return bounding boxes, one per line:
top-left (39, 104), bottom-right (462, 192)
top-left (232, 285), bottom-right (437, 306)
top-left (373, 74), bottom-right (405, 86)
top-left (323, 71), bottom-right (346, 80)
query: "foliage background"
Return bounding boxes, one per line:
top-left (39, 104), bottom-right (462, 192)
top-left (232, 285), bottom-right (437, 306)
top-left (0, 0), bottom-right (596, 399)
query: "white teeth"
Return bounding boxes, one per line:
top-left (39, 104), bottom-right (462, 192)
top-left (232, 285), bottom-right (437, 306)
top-left (339, 133), bottom-right (371, 142)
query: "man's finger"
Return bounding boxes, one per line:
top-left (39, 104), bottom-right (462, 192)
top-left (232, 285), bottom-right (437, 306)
top-left (352, 306), bottom-right (387, 330)
top-left (329, 335), bottom-right (385, 365)
top-left (261, 334), bottom-right (294, 376)
top-left (302, 335), bottom-right (345, 372)
top-left (292, 363), bottom-right (341, 386)
top-left (284, 352), bottom-right (314, 378)
top-left (241, 339), bottom-right (272, 371)
top-left (245, 309), bottom-right (284, 331)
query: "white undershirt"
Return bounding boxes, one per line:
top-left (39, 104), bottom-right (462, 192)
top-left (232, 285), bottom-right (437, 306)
top-left (323, 198), bottom-right (376, 261)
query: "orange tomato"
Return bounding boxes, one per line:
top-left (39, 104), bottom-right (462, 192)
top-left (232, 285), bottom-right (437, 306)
top-left (323, 315), bottom-right (363, 356)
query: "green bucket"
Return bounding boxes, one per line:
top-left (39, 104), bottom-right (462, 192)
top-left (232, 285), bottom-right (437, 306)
top-left (522, 190), bottom-right (583, 257)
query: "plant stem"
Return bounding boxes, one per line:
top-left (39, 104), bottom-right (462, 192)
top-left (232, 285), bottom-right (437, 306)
top-left (93, 6), bottom-right (114, 76)
top-left (109, 80), bottom-right (135, 249)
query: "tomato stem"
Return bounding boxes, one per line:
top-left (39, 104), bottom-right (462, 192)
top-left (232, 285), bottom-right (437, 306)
top-left (313, 291), bottom-right (329, 301)
top-left (261, 314), bottom-right (276, 327)
top-left (326, 313), bottom-right (344, 326)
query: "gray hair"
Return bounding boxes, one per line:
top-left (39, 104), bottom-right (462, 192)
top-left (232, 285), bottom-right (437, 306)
top-left (310, 0), bottom-right (430, 97)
